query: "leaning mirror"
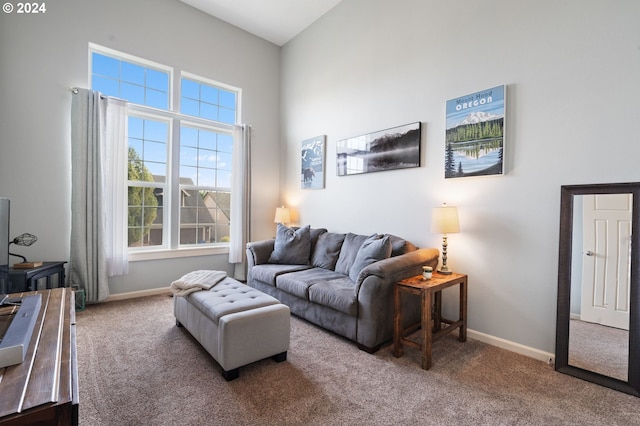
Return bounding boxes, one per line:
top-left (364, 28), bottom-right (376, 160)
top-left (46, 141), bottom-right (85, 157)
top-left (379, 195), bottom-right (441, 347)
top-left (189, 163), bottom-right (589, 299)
top-left (556, 182), bottom-right (640, 397)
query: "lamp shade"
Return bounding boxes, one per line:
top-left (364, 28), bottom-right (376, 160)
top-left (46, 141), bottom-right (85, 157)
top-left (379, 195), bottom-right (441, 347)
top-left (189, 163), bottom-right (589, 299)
top-left (274, 207), bottom-right (291, 224)
top-left (431, 205), bottom-right (460, 234)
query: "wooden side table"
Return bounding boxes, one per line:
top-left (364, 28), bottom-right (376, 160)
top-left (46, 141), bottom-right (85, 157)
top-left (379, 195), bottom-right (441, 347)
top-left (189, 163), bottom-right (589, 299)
top-left (393, 272), bottom-right (467, 370)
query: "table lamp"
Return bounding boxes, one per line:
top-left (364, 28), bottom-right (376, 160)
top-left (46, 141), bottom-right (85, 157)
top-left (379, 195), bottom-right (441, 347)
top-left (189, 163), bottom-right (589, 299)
top-left (274, 206), bottom-right (291, 225)
top-left (9, 232), bottom-right (38, 262)
top-left (431, 204), bottom-right (459, 275)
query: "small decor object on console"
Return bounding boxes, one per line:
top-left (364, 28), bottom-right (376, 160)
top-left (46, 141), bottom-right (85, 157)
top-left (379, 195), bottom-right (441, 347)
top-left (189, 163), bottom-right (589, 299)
top-left (9, 232), bottom-right (40, 268)
top-left (12, 261), bottom-right (43, 269)
top-left (422, 266), bottom-right (433, 280)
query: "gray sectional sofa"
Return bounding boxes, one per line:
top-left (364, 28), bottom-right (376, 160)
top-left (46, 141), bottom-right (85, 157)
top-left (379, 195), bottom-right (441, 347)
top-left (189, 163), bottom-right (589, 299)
top-left (246, 224), bottom-right (439, 352)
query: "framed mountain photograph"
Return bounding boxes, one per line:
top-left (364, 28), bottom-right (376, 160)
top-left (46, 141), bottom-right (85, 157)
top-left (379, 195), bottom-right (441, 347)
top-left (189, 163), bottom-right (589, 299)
top-left (445, 85), bottom-right (506, 178)
top-left (336, 122), bottom-right (421, 176)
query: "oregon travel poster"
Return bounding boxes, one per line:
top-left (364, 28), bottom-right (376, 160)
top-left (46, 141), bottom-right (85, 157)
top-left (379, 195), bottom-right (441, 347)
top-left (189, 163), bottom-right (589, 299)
top-left (445, 85), bottom-right (505, 178)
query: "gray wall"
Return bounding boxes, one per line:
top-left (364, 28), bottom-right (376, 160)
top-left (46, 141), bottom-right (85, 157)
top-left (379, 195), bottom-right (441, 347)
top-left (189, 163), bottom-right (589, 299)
top-left (0, 0), bottom-right (281, 294)
top-left (2, 0), bottom-right (639, 356)
top-left (280, 0), bottom-right (640, 353)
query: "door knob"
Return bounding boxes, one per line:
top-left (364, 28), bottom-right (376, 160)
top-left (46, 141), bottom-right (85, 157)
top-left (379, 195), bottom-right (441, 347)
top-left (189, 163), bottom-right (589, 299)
top-left (585, 251), bottom-right (594, 256)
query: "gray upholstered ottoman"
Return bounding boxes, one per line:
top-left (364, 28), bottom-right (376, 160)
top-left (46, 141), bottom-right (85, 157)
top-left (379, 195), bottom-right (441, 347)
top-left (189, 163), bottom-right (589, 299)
top-left (174, 276), bottom-right (290, 381)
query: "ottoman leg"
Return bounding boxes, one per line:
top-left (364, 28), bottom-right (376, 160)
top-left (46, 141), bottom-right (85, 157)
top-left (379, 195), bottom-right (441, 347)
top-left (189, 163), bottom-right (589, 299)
top-left (222, 368), bottom-right (239, 381)
top-left (272, 351), bottom-right (287, 363)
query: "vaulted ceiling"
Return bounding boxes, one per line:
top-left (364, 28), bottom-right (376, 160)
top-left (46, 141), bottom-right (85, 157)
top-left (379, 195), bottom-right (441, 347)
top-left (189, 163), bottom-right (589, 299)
top-left (178, 0), bottom-right (343, 46)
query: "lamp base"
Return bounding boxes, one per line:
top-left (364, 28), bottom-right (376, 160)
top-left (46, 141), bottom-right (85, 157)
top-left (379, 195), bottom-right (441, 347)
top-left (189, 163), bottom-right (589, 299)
top-left (438, 269), bottom-right (453, 275)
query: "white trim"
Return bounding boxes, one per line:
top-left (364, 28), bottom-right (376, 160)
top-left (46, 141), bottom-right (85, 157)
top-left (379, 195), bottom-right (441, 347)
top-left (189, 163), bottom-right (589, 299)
top-left (103, 287), bottom-right (171, 303)
top-left (128, 245), bottom-right (229, 261)
top-left (181, 70), bottom-right (241, 96)
top-left (467, 328), bottom-right (555, 364)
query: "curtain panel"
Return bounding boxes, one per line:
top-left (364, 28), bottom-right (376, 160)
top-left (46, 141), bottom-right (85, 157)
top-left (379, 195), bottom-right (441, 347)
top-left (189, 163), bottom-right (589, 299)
top-left (229, 124), bottom-right (252, 280)
top-left (70, 89), bottom-right (128, 303)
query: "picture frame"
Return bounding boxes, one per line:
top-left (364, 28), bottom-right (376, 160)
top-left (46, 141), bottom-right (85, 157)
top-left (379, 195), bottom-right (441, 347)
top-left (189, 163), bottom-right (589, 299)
top-left (445, 85), bottom-right (506, 178)
top-left (336, 122), bottom-right (421, 176)
top-left (301, 135), bottom-right (326, 189)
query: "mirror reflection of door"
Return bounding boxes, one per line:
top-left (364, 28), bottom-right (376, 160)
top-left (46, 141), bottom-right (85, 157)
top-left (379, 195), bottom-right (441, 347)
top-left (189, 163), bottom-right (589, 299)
top-left (581, 193), bottom-right (631, 329)
top-left (569, 193), bottom-right (631, 382)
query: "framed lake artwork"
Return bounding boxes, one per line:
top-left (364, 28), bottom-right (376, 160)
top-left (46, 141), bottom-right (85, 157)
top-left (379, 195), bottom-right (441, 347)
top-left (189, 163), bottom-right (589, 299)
top-left (301, 135), bottom-right (326, 189)
top-left (336, 122), bottom-right (421, 176)
top-left (445, 85), bottom-right (506, 178)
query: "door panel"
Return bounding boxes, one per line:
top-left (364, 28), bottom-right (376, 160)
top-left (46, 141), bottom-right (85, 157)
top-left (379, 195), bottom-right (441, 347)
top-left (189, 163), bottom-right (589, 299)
top-left (581, 194), bottom-right (631, 330)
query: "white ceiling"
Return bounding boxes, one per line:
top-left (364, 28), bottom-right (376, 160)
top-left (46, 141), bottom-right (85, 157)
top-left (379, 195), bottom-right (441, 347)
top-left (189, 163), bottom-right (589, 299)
top-left (179, 0), bottom-right (343, 46)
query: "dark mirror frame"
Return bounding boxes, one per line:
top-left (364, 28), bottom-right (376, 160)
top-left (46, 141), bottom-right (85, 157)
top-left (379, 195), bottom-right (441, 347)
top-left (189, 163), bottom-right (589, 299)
top-left (555, 182), bottom-right (640, 397)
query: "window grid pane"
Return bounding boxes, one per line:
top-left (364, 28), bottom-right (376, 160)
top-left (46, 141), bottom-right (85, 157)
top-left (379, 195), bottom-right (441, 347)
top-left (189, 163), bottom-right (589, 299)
top-left (128, 118), bottom-right (168, 183)
top-left (91, 52), bottom-right (169, 110)
top-left (128, 186), bottom-right (163, 247)
top-left (179, 190), bottom-right (230, 244)
top-left (179, 124), bottom-right (232, 245)
top-left (180, 77), bottom-right (237, 124)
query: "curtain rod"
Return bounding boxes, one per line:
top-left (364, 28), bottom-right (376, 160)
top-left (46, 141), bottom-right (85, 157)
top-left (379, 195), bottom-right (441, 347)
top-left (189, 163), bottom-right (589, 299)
top-left (69, 87), bottom-right (114, 101)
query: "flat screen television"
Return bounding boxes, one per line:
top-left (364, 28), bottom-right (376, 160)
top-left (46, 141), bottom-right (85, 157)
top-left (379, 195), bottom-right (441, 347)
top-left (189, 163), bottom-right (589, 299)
top-left (0, 198), bottom-right (9, 295)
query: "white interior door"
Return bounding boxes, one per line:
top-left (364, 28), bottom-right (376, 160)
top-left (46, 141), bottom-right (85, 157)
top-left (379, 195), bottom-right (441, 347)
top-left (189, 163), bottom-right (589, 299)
top-left (580, 193), bottom-right (631, 330)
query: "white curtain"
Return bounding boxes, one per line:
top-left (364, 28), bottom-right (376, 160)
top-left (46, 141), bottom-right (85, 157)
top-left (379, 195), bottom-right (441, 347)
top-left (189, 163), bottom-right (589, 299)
top-left (103, 99), bottom-right (129, 276)
top-left (229, 124), bottom-right (252, 280)
top-left (70, 89), bottom-right (128, 303)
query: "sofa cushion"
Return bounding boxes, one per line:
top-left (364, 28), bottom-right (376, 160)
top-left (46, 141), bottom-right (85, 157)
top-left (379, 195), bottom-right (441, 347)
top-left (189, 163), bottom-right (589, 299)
top-left (268, 224), bottom-right (311, 265)
top-left (308, 277), bottom-right (358, 316)
top-left (310, 227), bottom-right (328, 251)
top-left (386, 234), bottom-right (417, 257)
top-left (348, 235), bottom-right (392, 282)
top-left (275, 267), bottom-right (346, 299)
top-left (251, 264), bottom-right (311, 287)
top-left (311, 232), bottom-right (346, 270)
top-left (334, 233), bottom-right (372, 275)
top-left (187, 278), bottom-right (280, 324)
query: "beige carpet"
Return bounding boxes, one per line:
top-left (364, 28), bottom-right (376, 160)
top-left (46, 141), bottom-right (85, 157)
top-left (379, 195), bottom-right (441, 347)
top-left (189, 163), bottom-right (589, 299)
top-left (569, 319), bottom-right (628, 382)
top-left (75, 295), bottom-right (640, 425)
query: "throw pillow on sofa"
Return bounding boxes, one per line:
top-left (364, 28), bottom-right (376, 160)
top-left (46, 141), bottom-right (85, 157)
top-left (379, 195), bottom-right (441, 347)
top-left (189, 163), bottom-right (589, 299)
top-left (334, 233), bottom-right (372, 275)
top-left (311, 232), bottom-right (346, 270)
top-left (268, 224), bottom-right (311, 265)
top-left (348, 234), bottom-right (392, 282)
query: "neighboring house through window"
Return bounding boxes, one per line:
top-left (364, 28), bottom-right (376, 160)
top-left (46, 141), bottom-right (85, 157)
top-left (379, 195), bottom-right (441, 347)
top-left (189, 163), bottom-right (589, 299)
top-left (90, 44), bottom-right (239, 252)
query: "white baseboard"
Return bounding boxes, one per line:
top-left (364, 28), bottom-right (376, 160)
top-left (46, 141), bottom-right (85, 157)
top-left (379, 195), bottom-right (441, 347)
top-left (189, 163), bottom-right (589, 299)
top-left (468, 328), bottom-right (555, 364)
top-left (104, 287), bottom-right (171, 302)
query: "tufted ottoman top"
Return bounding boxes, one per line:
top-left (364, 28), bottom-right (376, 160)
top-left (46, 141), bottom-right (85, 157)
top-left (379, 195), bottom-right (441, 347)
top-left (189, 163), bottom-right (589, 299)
top-left (186, 277), bottom-right (281, 324)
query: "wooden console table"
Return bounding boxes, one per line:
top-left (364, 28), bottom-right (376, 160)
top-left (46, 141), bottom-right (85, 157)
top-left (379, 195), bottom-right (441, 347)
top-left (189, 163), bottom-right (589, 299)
top-left (8, 261), bottom-right (67, 293)
top-left (393, 272), bottom-right (467, 370)
top-left (0, 288), bottom-right (78, 425)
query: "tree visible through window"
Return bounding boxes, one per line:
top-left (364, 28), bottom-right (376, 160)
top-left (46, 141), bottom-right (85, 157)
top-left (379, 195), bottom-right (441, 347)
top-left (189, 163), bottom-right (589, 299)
top-left (127, 148), bottom-right (158, 246)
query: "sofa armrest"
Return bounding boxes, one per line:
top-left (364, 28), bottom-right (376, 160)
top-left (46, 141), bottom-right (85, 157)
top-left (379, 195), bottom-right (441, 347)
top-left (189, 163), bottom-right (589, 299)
top-left (246, 239), bottom-right (275, 268)
top-left (353, 248), bottom-right (440, 349)
top-left (356, 247), bottom-right (440, 288)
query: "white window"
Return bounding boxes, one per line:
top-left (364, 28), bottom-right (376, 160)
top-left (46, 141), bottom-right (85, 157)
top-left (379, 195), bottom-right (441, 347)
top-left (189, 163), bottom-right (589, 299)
top-left (90, 44), bottom-right (240, 253)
